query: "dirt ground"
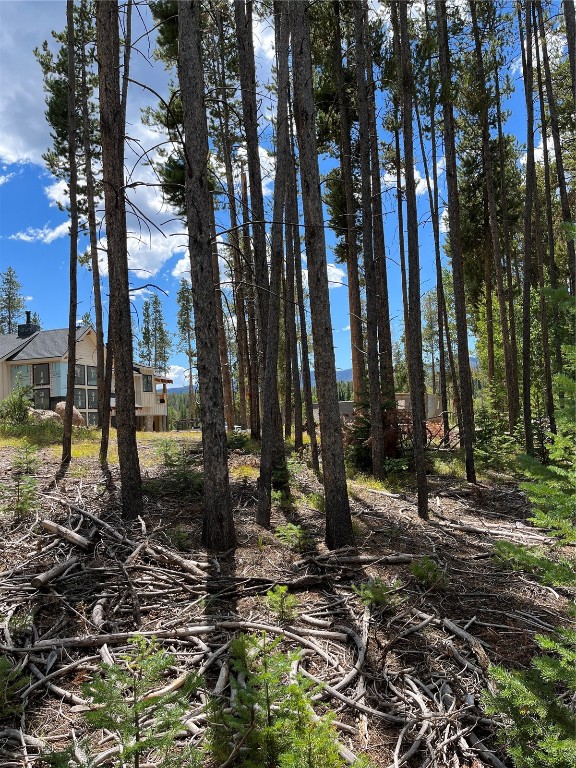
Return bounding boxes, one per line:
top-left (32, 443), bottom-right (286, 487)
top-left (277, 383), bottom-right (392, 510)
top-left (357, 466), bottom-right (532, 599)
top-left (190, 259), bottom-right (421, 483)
top-left (0, 433), bottom-right (573, 767)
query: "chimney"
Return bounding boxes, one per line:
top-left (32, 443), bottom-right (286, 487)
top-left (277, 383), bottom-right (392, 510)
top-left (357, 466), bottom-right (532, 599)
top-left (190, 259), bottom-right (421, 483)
top-left (17, 311), bottom-right (40, 338)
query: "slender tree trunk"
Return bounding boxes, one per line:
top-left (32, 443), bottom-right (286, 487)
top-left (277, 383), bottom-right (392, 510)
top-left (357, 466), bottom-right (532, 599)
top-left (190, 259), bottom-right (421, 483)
top-left (209, 202), bottom-right (235, 430)
top-left (99, 338), bottom-right (113, 466)
top-left (96, 0), bottom-right (143, 518)
top-left (519, 1), bottom-right (535, 455)
top-left (535, 1), bottom-right (576, 295)
top-left (354, 0), bottom-right (386, 479)
top-left (534, 3), bottom-right (563, 374)
top-left (287, 125), bottom-right (318, 470)
top-left (62, 0), bottom-right (78, 467)
top-left (187, 330), bottom-right (196, 423)
top-left (178, 0), bottom-right (234, 549)
top-left (257, 0), bottom-right (289, 528)
top-left (365, 2), bottom-right (394, 405)
top-left (470, 0), bottom-right (519, 432)
top-left (397, 1), bottom-right (428, 519)
top-left (436, 0), bottom-right (476, 483)
top-left (241, 165), bottom-right (261, 439)
top-left (79, 1), bottom-right (105, 429)
top-left (483, 216), bottom-right (495, 384)
top-left (285, 192), bottom-right (303, 451)
top-left (393, 105), bottom-right (410, 375)
top-left (234, 0), bottom-right (270, 369)
top-left (333, 2), bottom-right (366, 406)
top-left (563, 0), bottom-right (576, 121)
top-left (291, 0), bottom-right (354, 548)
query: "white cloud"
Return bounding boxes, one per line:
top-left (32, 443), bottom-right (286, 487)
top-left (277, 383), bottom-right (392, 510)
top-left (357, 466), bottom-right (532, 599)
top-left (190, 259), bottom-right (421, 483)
top-left (24, 295), bottom-right (33, 302)
top-left (0, 172), bottom-right (15, 186)
top-left (382, 166), bottom-right (429, 196)
top-left (10, 220), bottom-right (69, 244)
top-left (439, 207), bottom-right (449, 235)
top-left (44, 178), bottom-right (69, 208)
top-left (167, 364), bottom-right (188, 388)
top-left (327, 263), bottom-right (346, 288)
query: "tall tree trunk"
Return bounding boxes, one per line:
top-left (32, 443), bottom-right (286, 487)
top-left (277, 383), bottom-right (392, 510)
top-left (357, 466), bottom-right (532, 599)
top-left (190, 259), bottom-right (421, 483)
top-left (62, 0), bottom-right (79, 467)
top-left (209, 202), bottom-right (235, 430)
top-left (436, 0), bottom-right (476, 483)
top-left (483, 215), bottom-right (495, 384)
top-left (291, 0), bottom-right (354, 548)
top-left (397, 1), bottom-right (428, 519)
top-left (333, 2), bottom-right (366, 406)
top-left (470, 0), bottom-right (519, 432)
top-left (519, 1), bottom-right (535, 455)
top-left (285, 191), bottom-right (303, 451)
top-left (241, 164), bottom-right (261, 439)
top-left (393, 104), bottom-right (410, 377)
top-left (365, 2), bottom-right (394, 405)
top-left (257, 0), bottom-right (289, 528)
top-left (79, 0), bottom-right (105, 429)
top-left (534, 3), bottom-right (563, 374)
top-left (493, 56), bottom-right (520, 408)
top-left (234, 0), bottom-right (270, 374)
top-left (178, 0), bottom-right (234, 549)
top-left (287, 124), bottom-right (319, 471)
top-left (354, 0), bottom-right (386, 479)
top-left (563, 0), bottom-right (576, 113)
top-left (96, 0), bottom-right (143, 518)
top-left (535, 1), bottom-right (576, 295)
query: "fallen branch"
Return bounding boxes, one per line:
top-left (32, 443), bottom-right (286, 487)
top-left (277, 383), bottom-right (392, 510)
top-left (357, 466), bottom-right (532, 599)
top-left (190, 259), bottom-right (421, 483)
top-left (30, 558), bottom-right (78, 589)
top-left (39, 520), bottom-right (91, 550)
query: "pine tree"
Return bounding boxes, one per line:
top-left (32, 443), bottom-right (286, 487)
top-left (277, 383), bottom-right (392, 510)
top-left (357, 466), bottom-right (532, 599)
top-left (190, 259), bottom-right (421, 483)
top-left (176, 278), bottom-right (196, 422)
top-left (0, 267), bottom-right (26, 334)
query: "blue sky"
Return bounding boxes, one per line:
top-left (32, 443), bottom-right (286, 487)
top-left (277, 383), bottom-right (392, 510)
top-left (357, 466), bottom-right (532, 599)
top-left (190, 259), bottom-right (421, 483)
top-left (0, 0), bottom-right (546, 388)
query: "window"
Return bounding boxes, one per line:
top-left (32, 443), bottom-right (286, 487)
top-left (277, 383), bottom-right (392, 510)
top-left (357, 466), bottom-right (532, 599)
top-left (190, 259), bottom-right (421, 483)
top-left (75, 364), bottom-right (86, 385)
top-left (87, 389), bottom-right (98, 410)
top-left (87, 366), bottom-right (98, 386)
top-left (142, 374), bottom-right (153, 393)
top-left (33, 364), bottom-right (50, 386)
top-left (34, 388), bottom-right (50, 410)
top-left (87, 412), bottom-right (98, 427)
top-left (74, 388), bottom-right (86, 409)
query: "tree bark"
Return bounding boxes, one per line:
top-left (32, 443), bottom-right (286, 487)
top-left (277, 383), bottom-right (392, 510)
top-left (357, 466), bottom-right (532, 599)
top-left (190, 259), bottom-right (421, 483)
top-left (519, 1), bottom-right (535, 455)
top-left (563, 0), bottom-right (576, 112)
top-left (470, 0), bottom-right (519, 432)
top-left (333, 2), bottom-right (366, 407)
top-left (354, 0), bottom-right (386, 479)
top-left (436, 0), bottom-right (476, 483)
top-left (291, 0), bottom-right (354, 548)
top-left (397, 1), bottom-right (428, 519)
top-left (96, 0), bottom-right (143, 518)
top-left (535, 0), bottom-right (576, 295)
top-left (62, 0), bottom-right (79, 467)
top-left (178, 0), bottom-right (234, 549)
top-left (257, 0), bottom-right (290, 527)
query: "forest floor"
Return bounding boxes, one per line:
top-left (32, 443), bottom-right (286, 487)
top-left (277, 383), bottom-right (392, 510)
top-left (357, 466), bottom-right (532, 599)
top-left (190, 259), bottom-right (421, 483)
top-left (0, 430), bottom-right (574, 768)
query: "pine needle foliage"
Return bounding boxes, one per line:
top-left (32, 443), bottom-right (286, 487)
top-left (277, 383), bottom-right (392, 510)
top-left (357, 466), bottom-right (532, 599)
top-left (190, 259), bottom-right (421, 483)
top-left (207, 632), bottom-right (352, 768)
top-left (45, 636), bottom-right (201, 768)
top-left (0, 656), bottom-right (28, 718)
top-left (485, 629), bottom-right (576, 768)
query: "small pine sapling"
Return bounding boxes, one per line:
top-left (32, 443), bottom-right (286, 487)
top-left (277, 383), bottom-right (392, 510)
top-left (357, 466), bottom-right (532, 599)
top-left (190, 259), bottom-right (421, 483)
top-left (484, 628), bottom-right (576, 767)
top-left (264, 585), bottom-right (300, 623)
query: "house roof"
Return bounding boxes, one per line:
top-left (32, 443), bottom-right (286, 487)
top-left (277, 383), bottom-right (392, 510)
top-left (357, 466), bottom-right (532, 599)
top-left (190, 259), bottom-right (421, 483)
top-left (0, 334), bottom-right (33, 361)
top-left (6, 326), bottom-right (91, 362)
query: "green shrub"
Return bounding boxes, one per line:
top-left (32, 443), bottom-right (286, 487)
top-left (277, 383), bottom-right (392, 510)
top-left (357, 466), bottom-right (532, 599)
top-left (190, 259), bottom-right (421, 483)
top-left (0, 656), bottom-right (28, 718)
top-left (352, 578), bottom-right (399, 607)
top-left (0, 378), bottom-right (32, 425)
top-left (275, 523), bottom-right (310, 552)
top-left (207, 632), bottom-right (347, 768)
top-left (493, 541), bottom-right (576, 587)
top-left (44, 636), bottom-right (201, 768)
top-left (264, 585), bottom-right (300, 623)
top-left (410, 556), bottom-right (449, 588)
top-left (227, 431), bottom-right (259, 453)
top-left (485, 628), bottom-right (576, 768)
top-left (12, 441), bottom-right (39, 475)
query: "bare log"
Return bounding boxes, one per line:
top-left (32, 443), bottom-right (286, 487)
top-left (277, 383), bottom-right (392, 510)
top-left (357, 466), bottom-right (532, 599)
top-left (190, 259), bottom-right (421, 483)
top-left (31, 558), bottom-right (78, 589)
top-left (39, 520), bottom-right (91, 549)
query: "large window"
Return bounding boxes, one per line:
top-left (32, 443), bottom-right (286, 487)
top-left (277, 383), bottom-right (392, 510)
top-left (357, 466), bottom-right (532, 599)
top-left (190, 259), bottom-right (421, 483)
top-left (87, 412), bottom-right (98, 427)
top-left (87, 366), bottom-right (97, 386)
top-left (142, 374), bottom-right (153, 393)
top-left (75, 364), bottom-right (86, 385)
top-left (74, 388), bottom-right (86, 410)
top-left (33, 364), bottom-right (50, 386)
top-left (34, 388), bottom-right (50, 410)
top-left (87, 389), bottom-right (98, 410)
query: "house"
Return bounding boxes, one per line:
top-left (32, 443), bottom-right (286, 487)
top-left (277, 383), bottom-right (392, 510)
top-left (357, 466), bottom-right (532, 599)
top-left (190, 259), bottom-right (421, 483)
top-left (311, 394), bottom-right (443, 425)
top-left (0, 313), bottom-right (172, 431)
